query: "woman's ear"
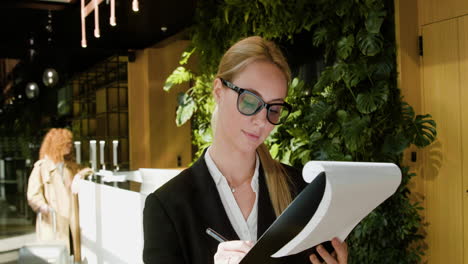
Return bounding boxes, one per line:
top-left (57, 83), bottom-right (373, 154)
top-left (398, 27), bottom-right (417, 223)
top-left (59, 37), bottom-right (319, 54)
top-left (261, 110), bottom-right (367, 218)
top-left (213, 78), bottom-right (224, 104)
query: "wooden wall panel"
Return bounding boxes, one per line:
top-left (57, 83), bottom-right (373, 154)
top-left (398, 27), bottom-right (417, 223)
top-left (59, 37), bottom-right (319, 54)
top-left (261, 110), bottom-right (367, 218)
top-left (394, 3), bottom-right (426, 254)
top-left (459, 15), bottom-right (468, 264)
top-left (418, 0), bottom-right (468, 26)
top-left (128, 49), bottom-right (151, 170)
top-left (147, 40), bottom-right (192, 168)
top-left (128, 40), bottom-right (192, 170)
top-left (421, 18), bottom-right (464, 263)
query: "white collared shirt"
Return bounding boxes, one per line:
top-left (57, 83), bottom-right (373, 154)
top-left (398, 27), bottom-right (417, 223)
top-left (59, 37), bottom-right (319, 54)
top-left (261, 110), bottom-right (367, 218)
top-left (204, 147), bottom-right (259, 242)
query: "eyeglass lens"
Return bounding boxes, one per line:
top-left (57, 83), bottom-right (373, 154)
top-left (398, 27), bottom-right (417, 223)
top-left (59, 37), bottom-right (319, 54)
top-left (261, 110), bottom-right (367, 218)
top-left (237, 92), bottom-right (289, 125)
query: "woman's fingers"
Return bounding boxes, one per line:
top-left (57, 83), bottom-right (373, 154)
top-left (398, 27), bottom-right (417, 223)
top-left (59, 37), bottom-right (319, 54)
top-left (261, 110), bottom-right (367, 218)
top-left (214, 240), bottom-right (254, 264)
top-left (218, 240), bottom-right (253, 254)
top-left (214, 251), bottom-right (247, 264)
top-left (331, 237), bottom-right (348, 263)
top-left (309, 238), bottom-right (348, 264)
top-left (316, 244), bottom-right (337, 264)
top-left (309, 254), bottom-right (322, 264)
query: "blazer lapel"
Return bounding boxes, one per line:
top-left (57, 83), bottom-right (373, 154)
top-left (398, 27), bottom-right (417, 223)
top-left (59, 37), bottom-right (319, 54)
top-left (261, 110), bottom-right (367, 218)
top-left (257, 164), bottom-right (277, 239)
top-left (188, 153), bottom-right (277, 241)
top-left (190, 154), bottom-right (239, 241)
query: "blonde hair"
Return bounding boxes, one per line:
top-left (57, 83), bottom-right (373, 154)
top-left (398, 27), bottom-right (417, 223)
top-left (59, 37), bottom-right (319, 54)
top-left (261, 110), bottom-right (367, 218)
top-left (214, 36), bottom-right (292, 216)
top-left (39, 128), bottom-right (78, 172)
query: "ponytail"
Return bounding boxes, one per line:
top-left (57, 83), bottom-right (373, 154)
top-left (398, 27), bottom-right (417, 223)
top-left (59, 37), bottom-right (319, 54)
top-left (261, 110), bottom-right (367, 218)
top-left (257, 143), bottom-right (292, 216)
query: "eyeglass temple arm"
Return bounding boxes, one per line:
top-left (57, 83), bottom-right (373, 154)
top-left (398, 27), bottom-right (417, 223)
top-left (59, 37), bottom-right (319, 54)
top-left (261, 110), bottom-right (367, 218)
top-left (221, 78), bottom-right (241, 93)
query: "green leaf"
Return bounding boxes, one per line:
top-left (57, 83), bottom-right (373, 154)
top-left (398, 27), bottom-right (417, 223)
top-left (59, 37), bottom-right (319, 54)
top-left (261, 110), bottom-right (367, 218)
top-left (331, 62), bottom-right (348, 82)
top-left (382, 133), bottom-right (411, 155)
top-left (310, 131), bottom-right (322, 142)
top-left (342, 115), bottom-right (370, 152)
top-left (280, 149), bottom-right (291, 164)
top-left (357, 30), bottom-right (383, 56)
top-left (356, 82), bottom-right (389, 114)
top-left (336, 1), bottom-right (352, 17)
top-left (313, 27), bottom-right (328, 46)
top-left (298, 149), bottom-right (312, 165)
top-left (336, 110), bottom-right (348, 122)
top-left (365, 10), bottom-right (386, 34)
top-left (313, 140), bottom-right (342, 160)
top-left (176, 93), bottom-right (197, 126)
top-left (164, 67), bottom-right (193, 92)
top-left (287, 127), bottom-right (308, 139)
top-left (327, 123), bottom-right (341, 138)
top-left (179, 47), bottom-right (196, 65)
top-left (412, 114), bottom-right (437, 147)
top-left (199, 126), bottom-right (213, 144)
top-left (224, 8), bottom-right (230, 24)
top-left (402, 102), bottom-right (415, 122)
top-left (270, 143), bottom-right (279, 158)
top-left (313, 67), bottom-right (333, 92)
top-left (342, 64), bottom-right (366, 88)
top-left (305, 100), bottom-right (332, 125)
top-left (364, 0), bottom-right (377, 8)
top-left (371, 60), bottom-right (393, 79)
top-left (290, 77), bottom-right (300, 90)
top-left (337, 35), bottom-right (355, 60)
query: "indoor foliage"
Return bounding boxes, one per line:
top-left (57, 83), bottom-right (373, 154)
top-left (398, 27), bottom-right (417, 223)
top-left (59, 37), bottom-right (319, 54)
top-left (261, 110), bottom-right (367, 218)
top-left (164, 0), bottom-right (436, 263)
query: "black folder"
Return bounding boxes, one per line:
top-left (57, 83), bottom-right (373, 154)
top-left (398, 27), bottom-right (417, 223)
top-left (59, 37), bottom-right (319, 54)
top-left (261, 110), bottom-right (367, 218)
top-left (240, 172), bottom-right (334, 263)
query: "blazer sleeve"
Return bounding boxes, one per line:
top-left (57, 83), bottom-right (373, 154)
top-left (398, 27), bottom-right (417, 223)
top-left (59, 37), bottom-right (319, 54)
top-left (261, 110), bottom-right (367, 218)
top-left (143, 192), bottom-right (186, 264)
top-left (26, 161), bottom-right (48, 212)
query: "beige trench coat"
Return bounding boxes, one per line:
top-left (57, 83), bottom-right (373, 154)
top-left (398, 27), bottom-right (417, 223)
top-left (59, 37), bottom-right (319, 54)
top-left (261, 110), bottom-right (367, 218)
top-left (27, 158), bottom-right (82, 262)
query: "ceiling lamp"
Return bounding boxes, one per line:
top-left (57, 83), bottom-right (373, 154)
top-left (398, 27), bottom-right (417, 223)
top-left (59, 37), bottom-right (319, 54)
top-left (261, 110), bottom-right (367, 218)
top-left (81, 0), bottom-right (136, 48)
top-left (132, 0), bottom-right (139, 12)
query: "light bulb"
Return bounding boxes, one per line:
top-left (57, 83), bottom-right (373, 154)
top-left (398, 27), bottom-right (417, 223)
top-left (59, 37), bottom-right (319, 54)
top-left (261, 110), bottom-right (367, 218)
top-left (25, 82), bottom-right (40, 99)
top-left (42, 68), bottom-right (59, 87)
top-left (132, 0), bottom-right (139, 12)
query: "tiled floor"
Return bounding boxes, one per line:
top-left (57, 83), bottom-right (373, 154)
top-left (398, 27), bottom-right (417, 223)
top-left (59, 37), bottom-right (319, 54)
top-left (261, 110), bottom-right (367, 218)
top-left (0, 199), bottom-right (35, 263)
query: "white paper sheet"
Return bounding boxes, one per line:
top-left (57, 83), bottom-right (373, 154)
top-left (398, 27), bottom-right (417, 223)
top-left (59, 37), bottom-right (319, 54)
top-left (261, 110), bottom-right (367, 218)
top-left (272, 161), bottom-right (401, 257)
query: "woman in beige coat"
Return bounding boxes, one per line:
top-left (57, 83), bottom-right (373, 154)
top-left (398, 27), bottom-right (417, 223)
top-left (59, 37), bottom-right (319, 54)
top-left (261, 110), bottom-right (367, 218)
top-left (27, 128), bottom-right (92, 262)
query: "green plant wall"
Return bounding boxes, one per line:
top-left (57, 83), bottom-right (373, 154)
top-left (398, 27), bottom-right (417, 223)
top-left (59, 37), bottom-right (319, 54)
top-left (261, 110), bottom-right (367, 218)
top-left (164, 0), bottom-right (436, 263)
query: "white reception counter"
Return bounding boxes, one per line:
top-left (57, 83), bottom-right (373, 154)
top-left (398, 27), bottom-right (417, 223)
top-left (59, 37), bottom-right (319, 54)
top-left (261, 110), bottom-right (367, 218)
top-left (78, 169), bottom-right (181, 264)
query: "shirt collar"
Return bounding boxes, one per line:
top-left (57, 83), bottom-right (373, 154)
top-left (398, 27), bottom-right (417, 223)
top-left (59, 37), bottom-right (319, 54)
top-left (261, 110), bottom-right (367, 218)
top-left (205, 146), bottom-right (260, 191)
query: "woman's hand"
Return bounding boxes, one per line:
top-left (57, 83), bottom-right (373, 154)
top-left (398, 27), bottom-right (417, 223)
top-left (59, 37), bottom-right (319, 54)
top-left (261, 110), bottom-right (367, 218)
top-left (78, 167), bottom-right (94, 177)
top-left (39, 204), bottom-right (50, 215)
top-left (214, 240), bottom-right (253, 264)
top-left (309, 238), bottom-right (348, 264)
top-left (71, 174), bottom-right (82, 194)
top-left (72, 168), bottom-right (94, 194)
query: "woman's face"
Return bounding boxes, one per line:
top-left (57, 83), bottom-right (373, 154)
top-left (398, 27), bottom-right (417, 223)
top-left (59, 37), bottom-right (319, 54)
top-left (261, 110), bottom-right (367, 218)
top-left (63, 140), bottom-right (72, 156)
top-left (214, 60), bottom-right (288, 154)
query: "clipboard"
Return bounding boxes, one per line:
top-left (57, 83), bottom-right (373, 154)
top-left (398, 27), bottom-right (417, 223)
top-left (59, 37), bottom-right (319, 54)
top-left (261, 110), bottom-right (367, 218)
top-left (240, 161), bottom-right (401, 263)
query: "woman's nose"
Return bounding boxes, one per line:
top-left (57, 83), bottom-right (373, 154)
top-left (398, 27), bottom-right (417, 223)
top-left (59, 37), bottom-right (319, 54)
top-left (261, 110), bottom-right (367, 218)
top-left (251, 107), bottom-right (268, 126)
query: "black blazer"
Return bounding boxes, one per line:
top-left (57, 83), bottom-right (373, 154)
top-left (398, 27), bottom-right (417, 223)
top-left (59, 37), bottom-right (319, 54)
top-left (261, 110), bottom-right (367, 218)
top-left (143, 154), bottom-right (312, 264)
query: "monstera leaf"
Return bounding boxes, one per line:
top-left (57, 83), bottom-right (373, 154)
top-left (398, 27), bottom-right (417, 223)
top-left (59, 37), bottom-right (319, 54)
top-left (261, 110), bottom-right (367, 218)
top-left (365, 10), bottom-right (386, 34)
top-left (357, 30), bottom-right (383, 56)
top-left (356, 82), bottom-right (389, 114)
top-left (342, 115), bottom-right (370, 152)
top-left (401, 102), bottom-right (437, 147)
top-left (412, 114), bottom-right (437, 147)
top-left (337, 35), bottom-right (355, 59)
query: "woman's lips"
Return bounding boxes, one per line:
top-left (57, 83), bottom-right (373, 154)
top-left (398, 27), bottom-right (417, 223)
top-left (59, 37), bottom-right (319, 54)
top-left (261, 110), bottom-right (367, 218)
top-left (242, 130), bottom-right (260, 141)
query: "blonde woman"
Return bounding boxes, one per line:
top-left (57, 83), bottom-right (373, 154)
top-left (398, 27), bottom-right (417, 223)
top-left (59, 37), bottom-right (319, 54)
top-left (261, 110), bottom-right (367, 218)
top-left (143, 36), bottom-right (348, 264)
top-left (27, 128), bottom-right (92, 262)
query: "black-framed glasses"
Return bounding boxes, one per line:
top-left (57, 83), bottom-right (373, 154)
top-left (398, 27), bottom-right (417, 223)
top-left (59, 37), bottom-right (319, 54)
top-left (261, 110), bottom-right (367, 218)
top-left (220, 78), bottom-right (292, 125)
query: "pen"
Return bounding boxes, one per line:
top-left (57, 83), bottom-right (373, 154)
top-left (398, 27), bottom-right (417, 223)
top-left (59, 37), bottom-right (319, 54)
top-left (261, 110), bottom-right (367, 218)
top-left (206, 228), bottom-right (228, 243)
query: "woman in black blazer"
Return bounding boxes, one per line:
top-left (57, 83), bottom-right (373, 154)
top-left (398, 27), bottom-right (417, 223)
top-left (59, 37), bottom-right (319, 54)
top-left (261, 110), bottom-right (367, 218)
top-left (143, 36), bottom-right (348, 264)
